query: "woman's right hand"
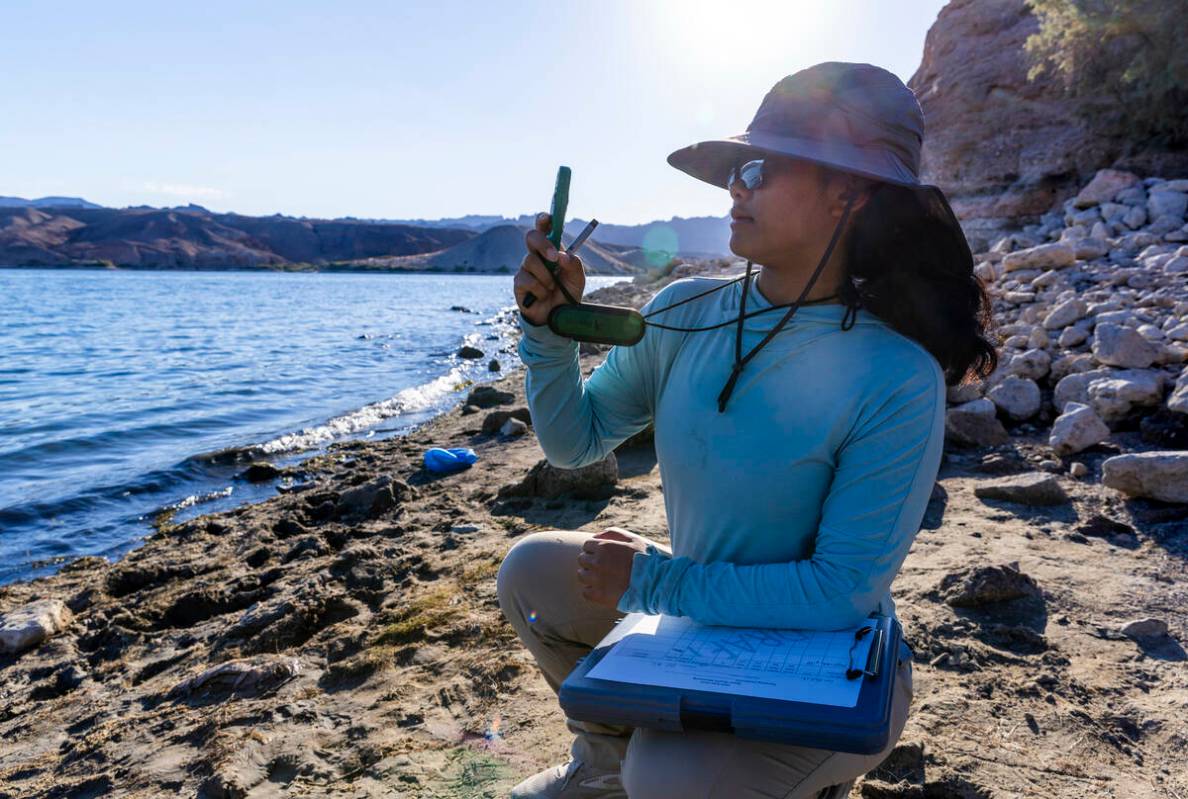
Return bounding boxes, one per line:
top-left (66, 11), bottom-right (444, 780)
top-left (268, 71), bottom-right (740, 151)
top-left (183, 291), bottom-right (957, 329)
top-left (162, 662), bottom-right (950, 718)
top-left (515, 211), bottom-right (585, 326)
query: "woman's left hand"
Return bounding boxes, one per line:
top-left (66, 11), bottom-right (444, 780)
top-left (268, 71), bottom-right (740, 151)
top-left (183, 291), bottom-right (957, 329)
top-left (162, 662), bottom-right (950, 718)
top-left (577, 527), bottom-right (649, 608)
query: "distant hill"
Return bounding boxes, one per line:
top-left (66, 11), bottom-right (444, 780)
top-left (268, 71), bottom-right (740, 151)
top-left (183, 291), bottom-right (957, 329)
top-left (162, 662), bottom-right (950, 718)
top-left (0, 196), bottom-right (104, 210)
top-left (383, 212), bottom-right (732, 258)
top-left (0, 206), bottom-right (475, 269)
top-left (339, 224), bottom-right (641, 275)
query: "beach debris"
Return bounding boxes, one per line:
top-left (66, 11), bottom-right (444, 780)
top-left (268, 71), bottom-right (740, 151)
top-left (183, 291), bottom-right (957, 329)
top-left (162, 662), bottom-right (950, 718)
top-left (170, 656), bottom-right (301, 697)
top-left (423, 447), bottom-right (479, 474)
top-left (1120, 618), bottom-right (1169, 641)
top-left (481, 407), bottom-right (532, 436)
top-left (337, 475), bottom-right (416, 518)
top-left (939, 562), bottom-right (1042, 608)
top-left (0, 599), bottom-right (74, 655)
top-left (466, 385), bottom-right (515, 408)
top-left (973, 472), bottom-right (1070, 506)
top-left (500, 418), bottom-right (528, 438)
top-left (457, 345), bottom-right (484, 359)
top-left (499, 453), bottom-right (619, 500)
top-left (241, 461), bottom-right (283, 482)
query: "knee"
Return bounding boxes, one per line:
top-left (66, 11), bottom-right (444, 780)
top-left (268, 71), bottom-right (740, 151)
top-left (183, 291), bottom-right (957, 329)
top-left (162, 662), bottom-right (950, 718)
top-left (495, 530), bottom-right (575, 616)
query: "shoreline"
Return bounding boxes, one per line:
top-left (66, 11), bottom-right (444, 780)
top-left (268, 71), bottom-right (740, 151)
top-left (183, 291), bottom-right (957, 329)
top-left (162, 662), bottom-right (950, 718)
top-left (1, 269), bottom-right (1186, 797)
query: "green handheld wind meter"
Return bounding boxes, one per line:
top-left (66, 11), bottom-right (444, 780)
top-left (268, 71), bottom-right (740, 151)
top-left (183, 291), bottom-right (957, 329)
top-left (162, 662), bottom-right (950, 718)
top-left (548, 303), bottom-right (646, 346)
top-left (522, 165), bottom-right (571, 309)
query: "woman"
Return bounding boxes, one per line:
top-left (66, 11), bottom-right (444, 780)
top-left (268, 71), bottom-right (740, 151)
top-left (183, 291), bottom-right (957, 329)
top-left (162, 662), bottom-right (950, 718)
top-left (497, 61), bottom-right (997, 799)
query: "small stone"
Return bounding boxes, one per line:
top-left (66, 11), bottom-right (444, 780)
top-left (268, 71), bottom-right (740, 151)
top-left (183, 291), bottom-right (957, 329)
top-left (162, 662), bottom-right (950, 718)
top-left (945, 402), bottom-right (1009, 447)
top-left (1042, 298), bottom-right (1087, 330)
top-left (1102, 452), bottom-right (1188, 503)
top-left (500, 418), bottom-right (528, 437)
top-left (1049, 402), bottom-right (1111, 456)
top-left (1120, 618), bottom-right (1168, 640)
top-left (0, 600), bottom-right (73, 654)
top-left (487, 359), bottom-right (501, 372)
top-left (481, 407), bottom-right (532, 435)
top-left (1057, 325), bottom-right (1090, 348)
top-left (457, 345), bottom-right (484, 359)
top-left (499, 453), bottom-right (619, 500)
top-left (1069, 461), bottom-right (1089, 478)
top-left (1087, 370), bottom-right (1166, 425)
top-left (974, 473), bottom-right (1069, 506)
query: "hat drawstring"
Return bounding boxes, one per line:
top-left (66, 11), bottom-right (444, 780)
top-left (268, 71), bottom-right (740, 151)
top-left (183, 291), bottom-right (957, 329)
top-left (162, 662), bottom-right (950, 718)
top-left (717, 195), bottom-right (857, 414)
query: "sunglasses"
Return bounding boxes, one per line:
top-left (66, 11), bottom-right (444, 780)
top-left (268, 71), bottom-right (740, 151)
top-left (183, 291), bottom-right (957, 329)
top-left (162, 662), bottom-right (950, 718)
top-left (725, 158), bottom-right (767, 191)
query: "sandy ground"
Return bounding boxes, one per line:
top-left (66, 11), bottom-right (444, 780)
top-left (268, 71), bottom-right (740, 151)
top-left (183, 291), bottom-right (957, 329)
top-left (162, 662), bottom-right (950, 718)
top-left (1, 324), bottom-right (1186, 799)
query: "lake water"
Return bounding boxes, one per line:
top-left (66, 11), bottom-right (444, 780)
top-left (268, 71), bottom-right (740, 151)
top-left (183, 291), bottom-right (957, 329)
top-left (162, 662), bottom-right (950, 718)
top-left (0, 268), bottom-right (628, 585)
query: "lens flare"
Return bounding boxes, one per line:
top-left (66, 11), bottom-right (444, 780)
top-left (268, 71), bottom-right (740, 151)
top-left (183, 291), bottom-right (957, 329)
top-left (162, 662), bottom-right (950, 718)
top-left (527, 609), bottom-right (538, 623)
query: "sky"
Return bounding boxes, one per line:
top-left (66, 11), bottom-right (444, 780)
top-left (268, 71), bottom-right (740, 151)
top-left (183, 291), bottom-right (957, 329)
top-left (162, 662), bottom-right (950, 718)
top-left (1, 1), bottom-right (948, 226)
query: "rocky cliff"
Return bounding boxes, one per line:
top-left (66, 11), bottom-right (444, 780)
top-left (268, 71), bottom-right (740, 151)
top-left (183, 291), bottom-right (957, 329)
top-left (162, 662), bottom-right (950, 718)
top-left (909, 0), bottom-right (1188, 250)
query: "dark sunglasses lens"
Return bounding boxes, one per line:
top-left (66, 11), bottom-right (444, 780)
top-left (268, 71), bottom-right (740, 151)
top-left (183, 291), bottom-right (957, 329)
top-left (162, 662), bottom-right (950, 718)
top-left (740, 159), bottom-right (764, 189)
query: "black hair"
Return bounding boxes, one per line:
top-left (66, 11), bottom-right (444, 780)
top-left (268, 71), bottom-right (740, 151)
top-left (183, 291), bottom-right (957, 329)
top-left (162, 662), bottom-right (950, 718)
top-left (832, 175), bottom-right (999, 387)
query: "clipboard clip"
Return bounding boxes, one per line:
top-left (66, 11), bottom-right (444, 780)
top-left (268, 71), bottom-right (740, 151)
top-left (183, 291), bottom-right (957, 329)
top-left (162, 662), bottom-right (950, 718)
top-left (845, 625), bottom-right (883, 681)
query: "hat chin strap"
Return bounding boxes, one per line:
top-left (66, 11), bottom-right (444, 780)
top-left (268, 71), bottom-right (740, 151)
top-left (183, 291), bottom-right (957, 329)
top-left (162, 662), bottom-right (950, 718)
top-left (716, 195), bottom-right (857, 414)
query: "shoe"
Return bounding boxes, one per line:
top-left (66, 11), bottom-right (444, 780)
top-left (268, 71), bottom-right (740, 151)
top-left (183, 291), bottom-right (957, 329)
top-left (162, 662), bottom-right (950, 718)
top-left (508, 758), bottom-right (627, 798)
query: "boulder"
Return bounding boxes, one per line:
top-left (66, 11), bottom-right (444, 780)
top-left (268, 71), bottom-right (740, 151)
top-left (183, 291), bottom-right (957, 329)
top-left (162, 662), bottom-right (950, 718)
top-left (1049, 403), bottom-right (1111, 456)
top-left (1101, 452), bottom-right (1188, 503)
top-left (1119, 618), bottom-right (1169, 640)
top-left (987, 376), bottom-right (1041, 421)
top-left (1074, 170), bottom-right (1141, 207)
top-left (1092, 323), bottom-right (1158, 369)
top-left (939, 562), bottom-right (1042, 608)
top-left (465, 385), bottom-right (515, 408)
top-left (1001, 243), bottom-right (1076, 273)
top-left (0, 599), bottom-right (73, 654)
top-left (974, 473), bottom-right (1069, 506)
top-left (500, 454), bottom-right (619, 500)
top-left (1087, 371), bottom-right (1166, 425)
top-left (481, 407), bottom-right (532, 436)
top-left (945, 401), bottom-right (1009, 447)
top-left (1168, 370), bottom-right (1188, 414)
top-left (337, 475), bottom-right (415, 519)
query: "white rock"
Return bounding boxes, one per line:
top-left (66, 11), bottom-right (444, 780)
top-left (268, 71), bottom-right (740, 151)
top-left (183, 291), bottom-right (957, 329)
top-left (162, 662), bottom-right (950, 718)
top-left (1001, 243), bottom-right (1076, 273)
top-left (1149, 189), bottom-right (1188, 220)
top-left (1168, 370), bottom-right (1188, 414)
top-left (1122, 205), bottom-right (1148, 229)
top-left (0, 600), bottom-right (73, 654)
top-left (1006, 349), bottom-right (1052, 382)
top-left (1092, 323), bottom-right (1157, 369)
top-left (500, 418), bottom-right (528, 437)
top-left (1058, 325), bottom-right (1090, 348)
top-left (1088, 371), bottom-right (1166, 425)
top-left (946, 381), bottom-right (984, 404)
top-left (1090, 222), bottom-right (1112, 240)
top-left (1074, 169), bottom-right (1141, 207)
top-left (954, 398), bottom-right (997, 417)
top-left (1049, 403), bottom-right (1111, 456)
top-left (1165, 255), bottom-right (1188, 275)
top-left (1028, 327), bottom-right (1050, 349)
top-left (1102, 452), bottom-right (1188, 503)
top-left (1043, 298), bottom-right (1087, 329)
top-left (1053, 368), bottom-right (1114, 411)
top-left (1137, 324), bottom-right (1166, 341)
top-left (1069, 461), bottom-right (1089, 478)
top-left (1073, 238), bottom-right (1110, 260)
top-left (987, 376), bottom-right (1041, 421)
top-left (974, 261), bottom-right (998, 282)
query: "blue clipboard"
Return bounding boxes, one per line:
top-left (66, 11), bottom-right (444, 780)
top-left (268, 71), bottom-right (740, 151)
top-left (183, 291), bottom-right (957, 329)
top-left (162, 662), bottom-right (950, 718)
top-left (559, 613), bottom-right (906, 755)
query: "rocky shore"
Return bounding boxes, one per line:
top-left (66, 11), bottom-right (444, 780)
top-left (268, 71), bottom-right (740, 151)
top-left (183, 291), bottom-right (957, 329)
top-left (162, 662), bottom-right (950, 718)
top-left (2, 174), bottom-right (1187, 798)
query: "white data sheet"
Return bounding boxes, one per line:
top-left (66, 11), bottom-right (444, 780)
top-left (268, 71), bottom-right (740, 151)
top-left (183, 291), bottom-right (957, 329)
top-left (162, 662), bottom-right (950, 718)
top-left (585, 613), bottom-right (877, 708)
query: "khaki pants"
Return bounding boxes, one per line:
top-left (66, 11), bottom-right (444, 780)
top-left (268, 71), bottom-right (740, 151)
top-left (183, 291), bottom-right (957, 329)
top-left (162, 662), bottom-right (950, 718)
top-left (496, 530), bottom-right (914, 799)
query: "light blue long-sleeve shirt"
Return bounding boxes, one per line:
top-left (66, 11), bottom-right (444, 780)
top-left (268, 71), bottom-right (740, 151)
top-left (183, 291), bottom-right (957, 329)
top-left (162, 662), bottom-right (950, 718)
top-left (516, 274), bottom-right (945, 638)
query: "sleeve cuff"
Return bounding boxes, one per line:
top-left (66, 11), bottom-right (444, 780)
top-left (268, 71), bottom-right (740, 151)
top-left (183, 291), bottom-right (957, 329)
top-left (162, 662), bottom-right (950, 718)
top-left (518, 310), bottom-right (578, 352)
top-left (616, 543), bottom-right (676, 615)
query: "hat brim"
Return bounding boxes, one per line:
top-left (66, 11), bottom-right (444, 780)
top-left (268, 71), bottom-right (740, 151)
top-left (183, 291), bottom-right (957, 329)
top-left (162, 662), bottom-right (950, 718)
top-left (667, 130), bottom-right (921, 190)
top-left (668, 132), bottom-right (971, 252)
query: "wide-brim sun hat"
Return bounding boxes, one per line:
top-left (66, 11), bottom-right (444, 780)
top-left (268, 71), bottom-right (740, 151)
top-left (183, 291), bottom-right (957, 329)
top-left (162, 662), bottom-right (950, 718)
top-left (666, 61), bottom-right (968, 245)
